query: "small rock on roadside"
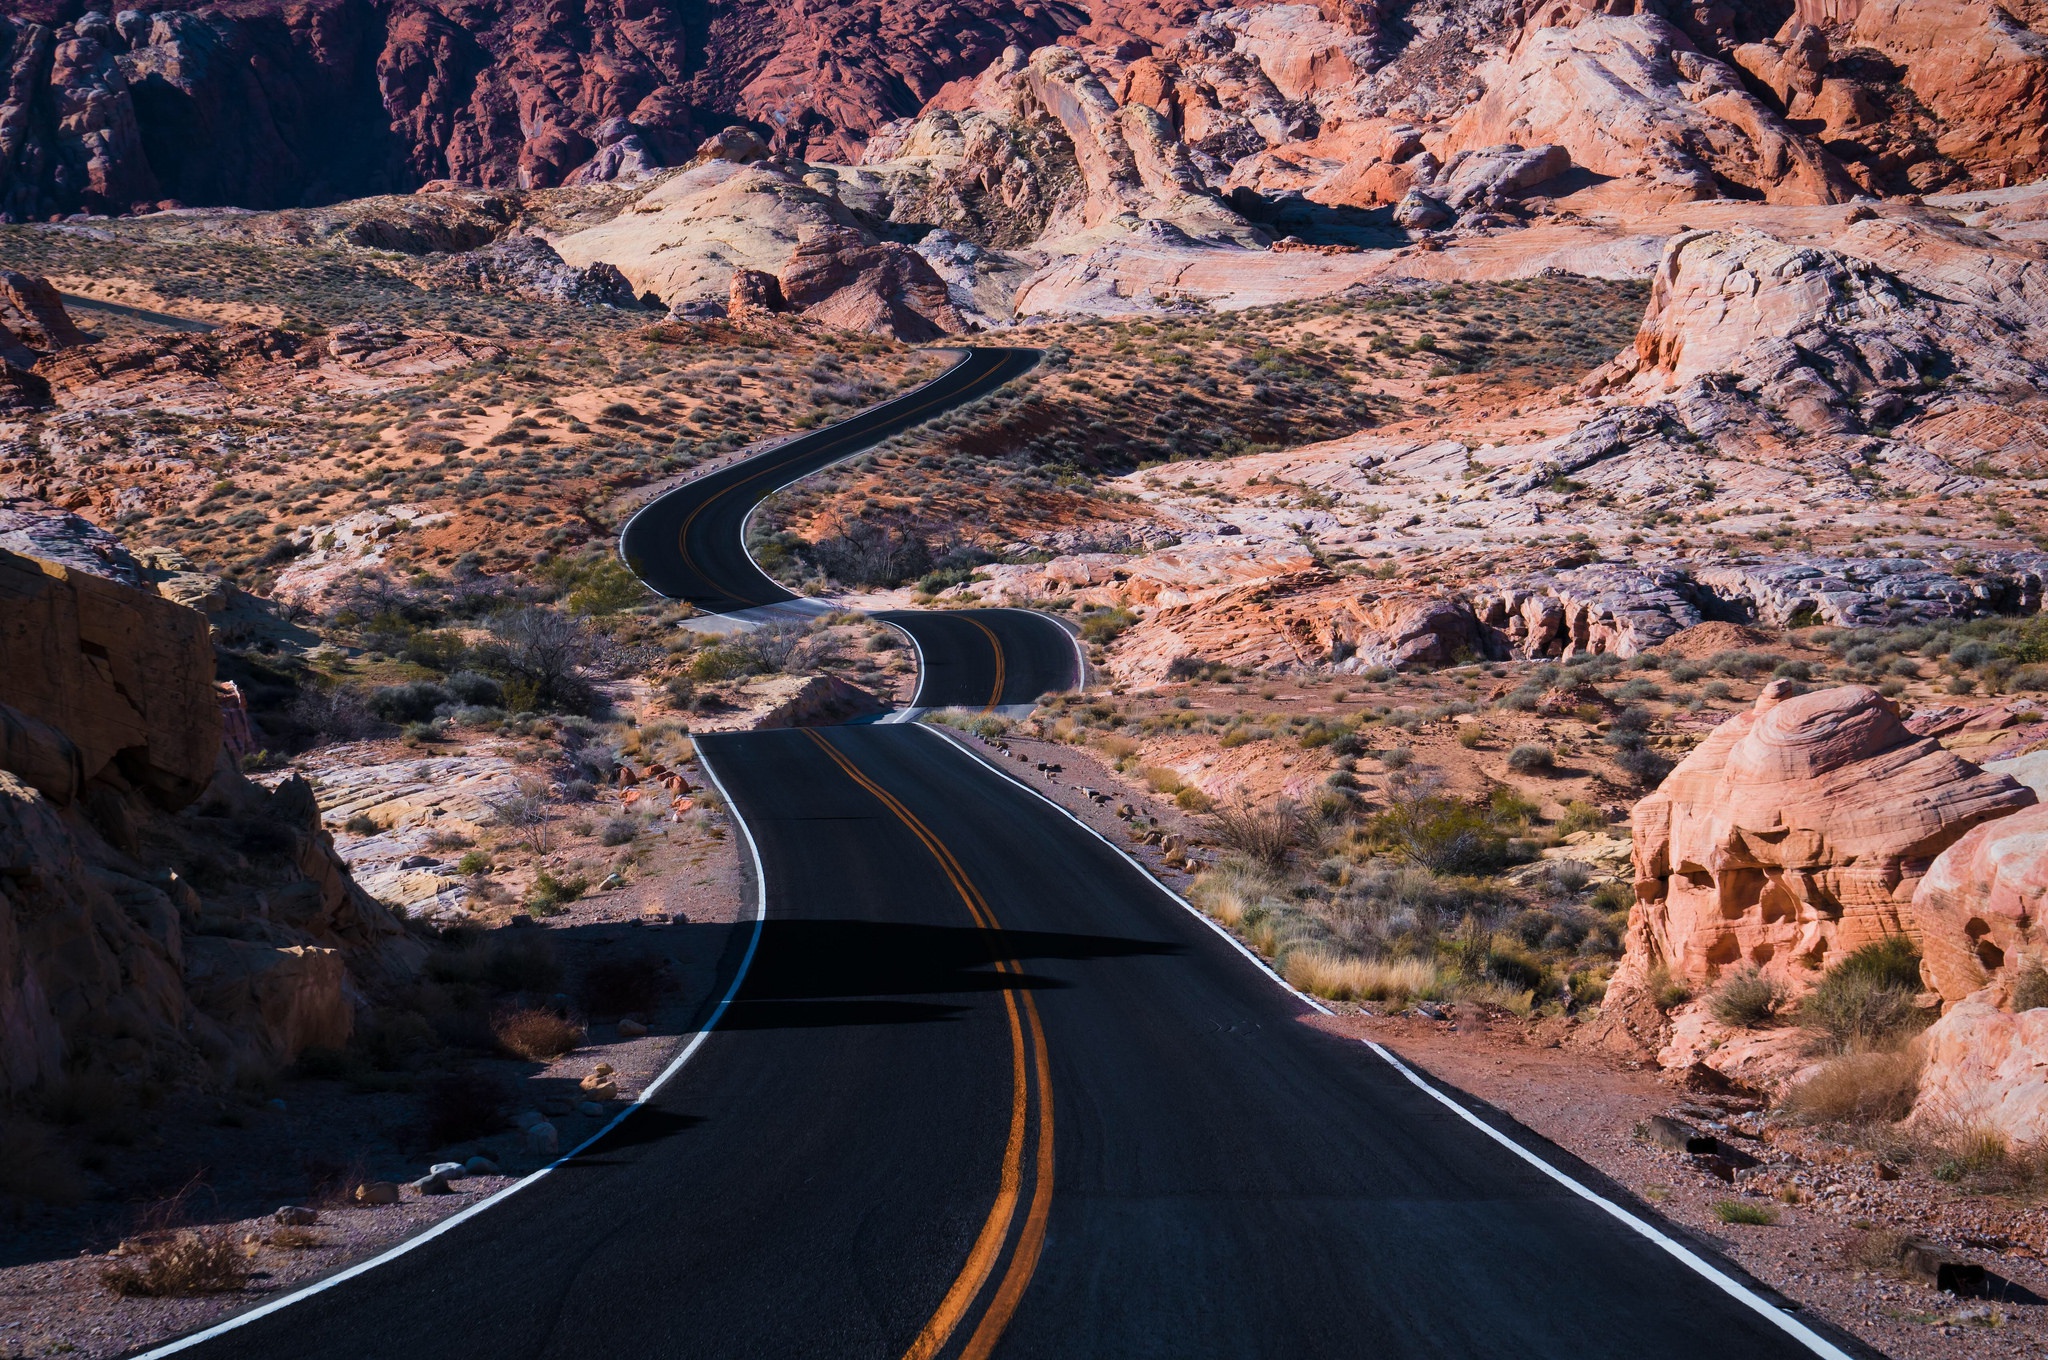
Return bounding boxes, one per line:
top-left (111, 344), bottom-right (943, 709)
top-left (618, 1018), bottom-right (649, 1037)
top-left (354, 1181), bottom-right (401, 1206)
top-left (526, 1121), bottom-right (558, 1157)
top-left (273, 1206), bottom-right (317, 1226)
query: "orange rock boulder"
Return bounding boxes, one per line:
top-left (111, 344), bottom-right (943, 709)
top-left (1619, 682), bottom-right (2034, 1004)
top-left (1912, 802), bottom-right (2048, 1004)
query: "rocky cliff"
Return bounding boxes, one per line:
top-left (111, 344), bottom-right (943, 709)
top-left (6, 0), bottom-right (2045, 221)
top-left (0, 540), bottom-right (418, 1093)
top-left (0, 0), bottom-right (1202, 218)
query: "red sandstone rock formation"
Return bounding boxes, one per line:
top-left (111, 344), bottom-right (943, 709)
top-left (0, 0), bottom-right (1191, 217)
top-left (1913, 803), bottom-right (2048, 1005)
top-left (778, 226), bottom-right (968, 339)
top-left (1618, 682), bottom-right (2034, 1005)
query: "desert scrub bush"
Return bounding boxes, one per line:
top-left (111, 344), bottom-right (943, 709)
top-left (456, 850), bottom-right (492, 875)
top-left (1709, 650), bottom-right (1784, 678)
top-left (1078, 606), bottom-right (1137, 644)
top-left (1800, 936), bottom-right (1925, 1051)
top-left (1588, 881), bottom-right (1634, 914)
top-left (1212, 798), bottom-right (1310, 869)
top-left (1781, 1049), bottom-right (1922, 1124)
top-left (367, 681), bottom-right (452, 723)
top-left (1282, 949), bottom-right (1449, 1005)
top-left (1370, 794), bottom-right (1506, 875)
top-left (525, 870), bottom-right (587, 915)
top-left (1142, 766), bottom-right (1186, 794)
top-left (1555, 800), bottom-right (1609, 837)
top-left (599, 816), bottom-right (639, 846)
top-left (1506, 743), bottom-right (1555, 774)
top-left (493, 1006), bottom-right (582, 1060)
top-left (1711, 1200), bottom-right (1777, 1226)
top-left (1709, 967), bottom-right (1786, 1028)
top-left (102, 1231), bottom-right (251, 1297)
top-left (1614, 746), bottom-right (1674, 789)
top-left (1647, 964), bottom-right (1692, 1010)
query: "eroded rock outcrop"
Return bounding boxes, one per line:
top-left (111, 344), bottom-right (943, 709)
top-left (779, 227), bottom-right (969, 339)
top-left (411, 233), bottom-right (643, 307)
top-left (1912, 803), bottom-right (2048, 1005)
top-left (1901, 788), bottom-right (2048, 1143)
top-left (1912, 1000), bottom-right (2048, 1144)
top-left (1592, 222), bottom-right (2048, 445)
top-left (1445, 8), bottom-right (1856, 206)
top-left (0, 544), bottom-right (418, 1093)
top-left (1615, 683), bottom-right (2034, 1013)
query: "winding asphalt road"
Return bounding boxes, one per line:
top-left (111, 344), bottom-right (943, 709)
top-left (619, 344), bottom-right (1070, 711)
top-left (148, 350), bottom-right (1876, 1359)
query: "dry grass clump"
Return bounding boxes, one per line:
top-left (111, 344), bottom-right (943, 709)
top-left (101, 1230), bottom-right (251, 1297)
top-left (1282, 949), bottom-right (1449, 1005)
top-left (1709, 967), bottom-right (1785, 1028)
top-left (1212, 797), bottom-right (1310, 869)
top-left (1141, 766), bottom-right (1185, 794)
top-left (493, 1006), bottom-right (583, 1060)
top-left (1781, 1048), bottom-right (1923, 1124)
top-left (1712, 1199), bottom-right (1778, 1226)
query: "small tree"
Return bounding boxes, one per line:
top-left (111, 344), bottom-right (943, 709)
top-left (484, 606), bottom-right (596, 712)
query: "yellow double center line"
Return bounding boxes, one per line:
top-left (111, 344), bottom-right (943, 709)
top-left (801, 729), bottom-right (1052, 1360)
top-left (964, 616), bottom-right (1007, 714)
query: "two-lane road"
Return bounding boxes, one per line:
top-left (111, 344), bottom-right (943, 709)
top-left (157, 726), bottom-right (1855, 1359)
top-left (619, 345), bottom-right (1070, 710)
top-left (141, 349), bottom-right (1870, 1359)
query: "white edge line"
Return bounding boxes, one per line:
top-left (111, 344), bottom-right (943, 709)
top-left (910, 721), bottom-right (1333, 1017)
top-left (1367, 1042), bottom-right (1856, 1360)
top-left (913, 721), bottom-right (1855, 1360)
top-left (131, 745), bottom-right (771, 1360)
top-left (882, 616), bottom-right (930, 716)
top-left (731, 349), bottom-right (1038, 606)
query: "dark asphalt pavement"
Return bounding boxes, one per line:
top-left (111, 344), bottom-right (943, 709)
top-left (157, 726), bottom-right (1862, 1359)
top-left (879, 607), bottom-right (1082, 711)
top-left (145, 350), bottom-right (1867, 1359)
top-left (619, 347), bottom-right (1040, 615)
top-left (618, 345), bottom-right (1074, 710)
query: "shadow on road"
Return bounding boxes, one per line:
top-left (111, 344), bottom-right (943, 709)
top-left (725, 918), bottom-right (1181, 1011)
